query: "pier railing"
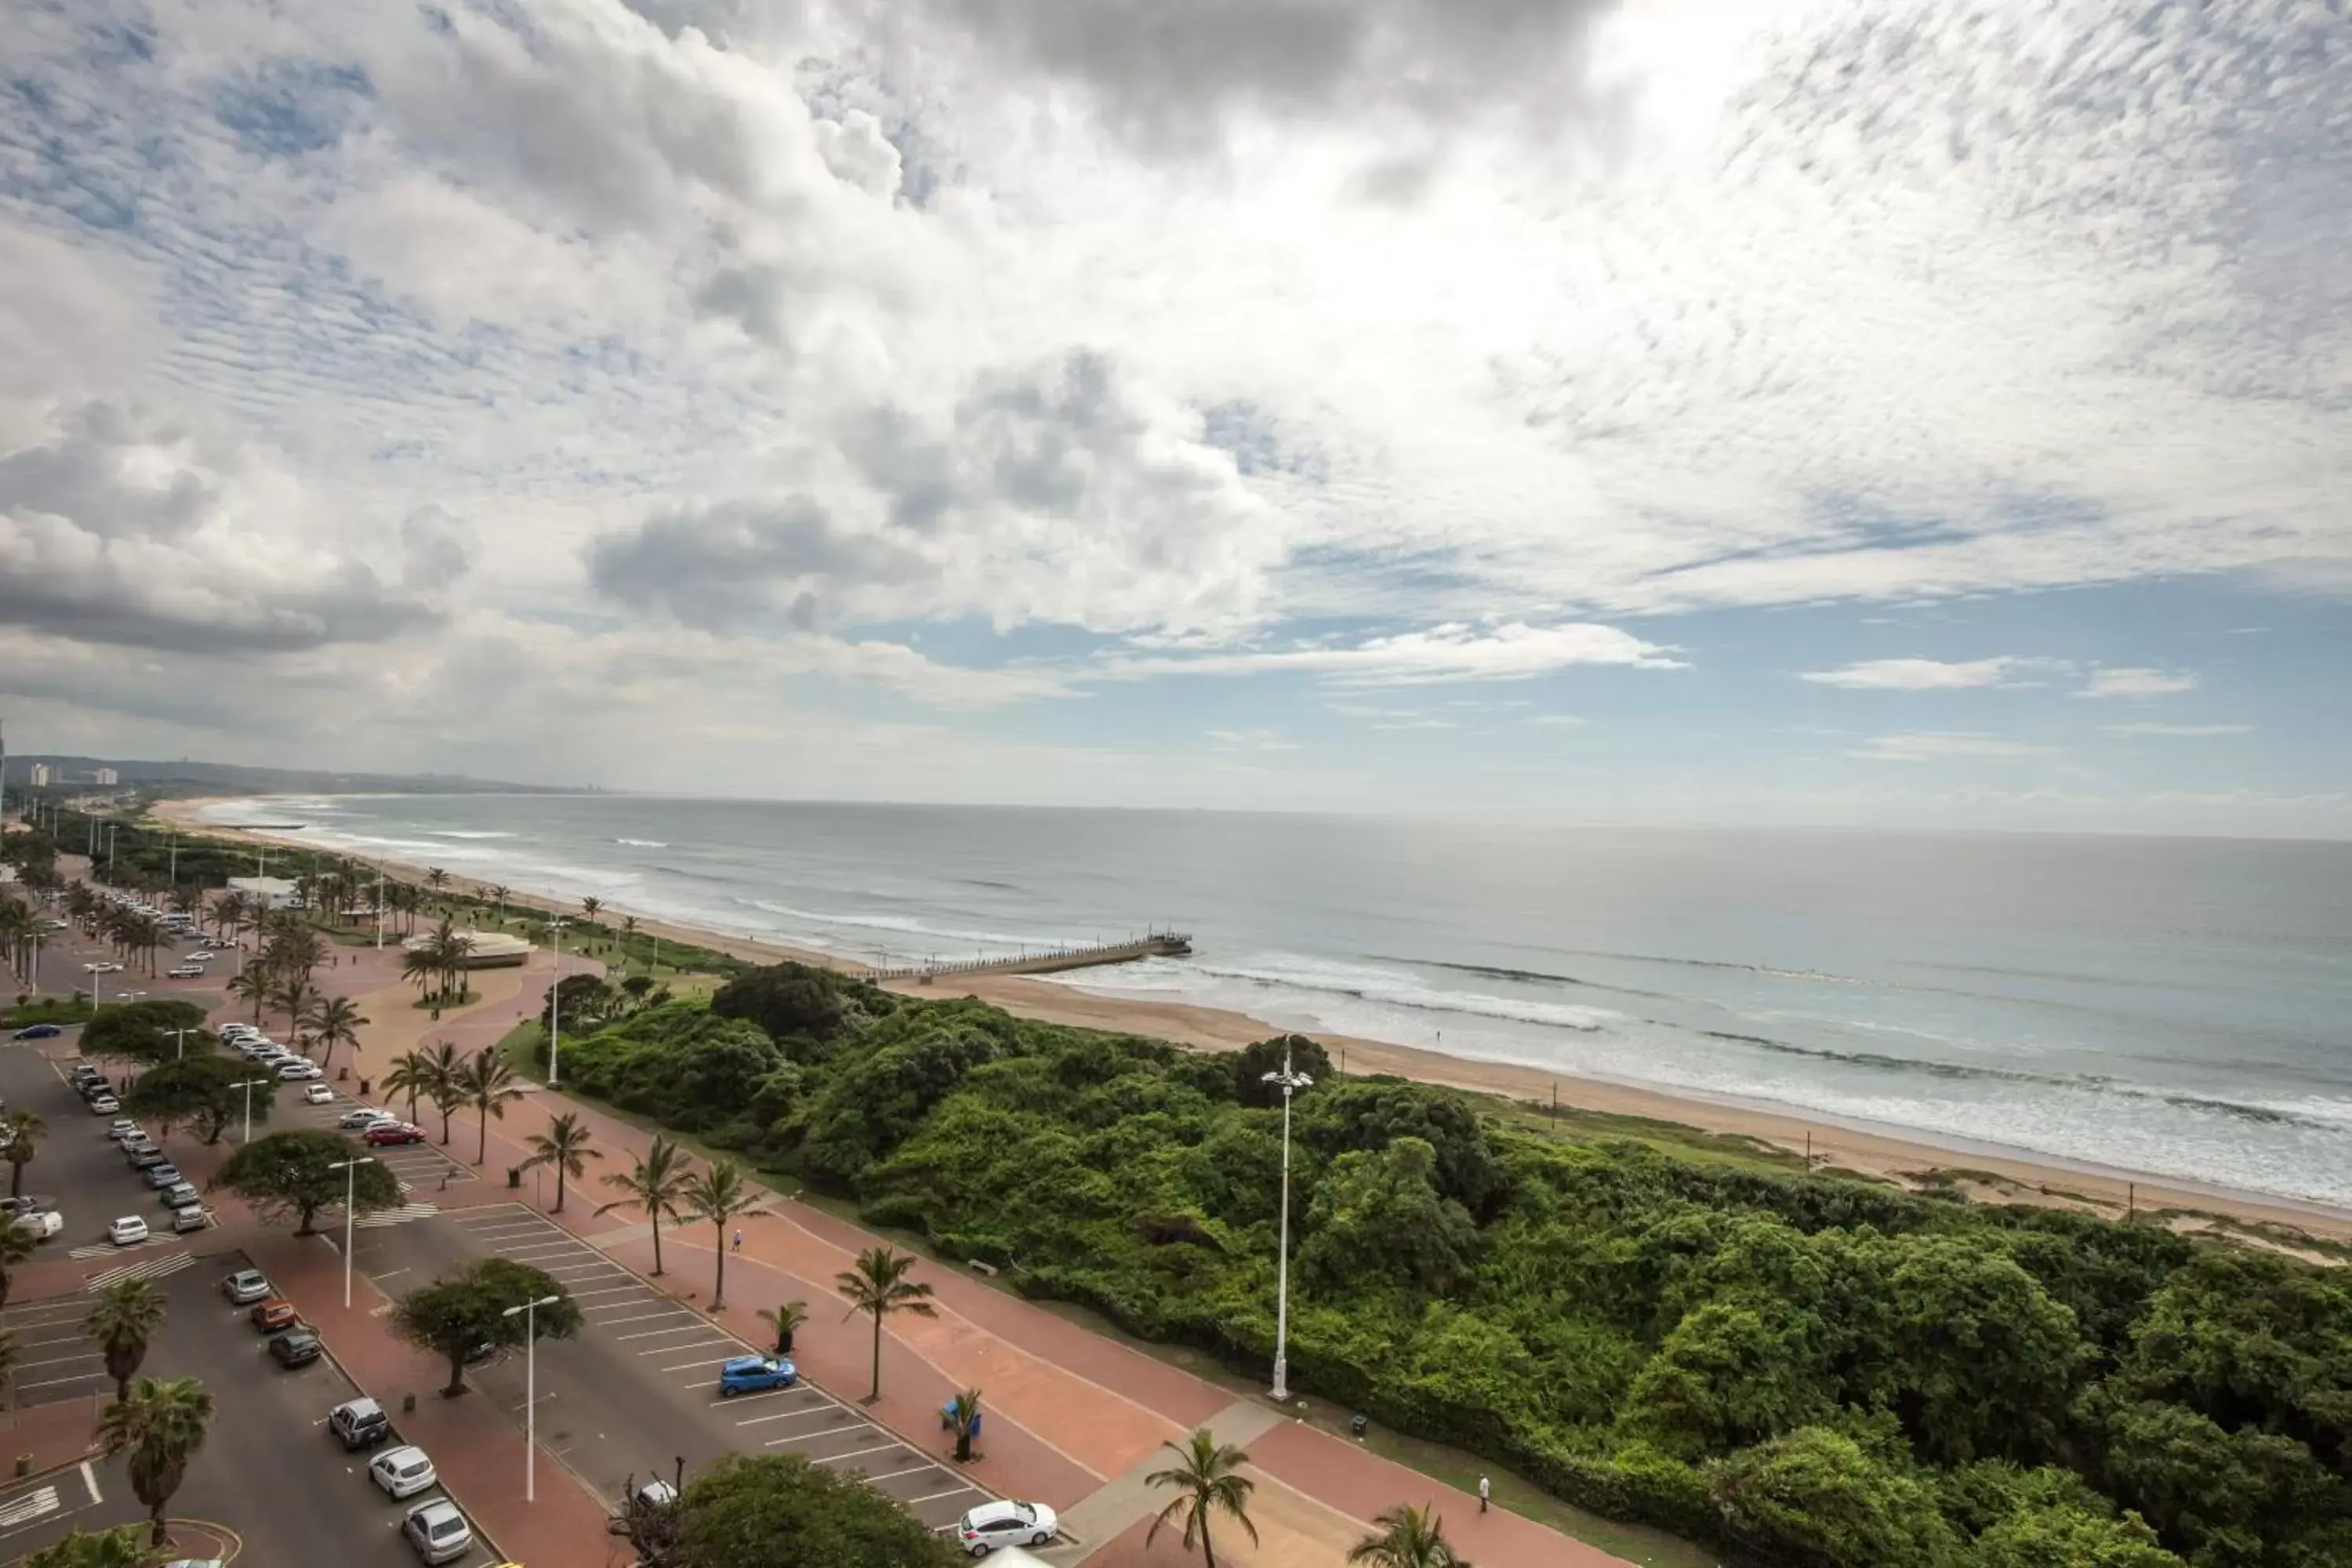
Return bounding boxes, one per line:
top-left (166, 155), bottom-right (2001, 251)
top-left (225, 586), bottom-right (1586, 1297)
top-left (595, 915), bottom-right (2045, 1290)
top-left (866, 930), bottom-right (1192, 982)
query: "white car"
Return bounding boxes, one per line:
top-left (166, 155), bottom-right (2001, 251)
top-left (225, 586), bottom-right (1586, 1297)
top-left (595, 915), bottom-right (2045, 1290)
top-left (302, 1083), bottom-right (335, 1105)
top-left (106, 1120), bottom-right (141, 1142)
top-left (84, 962), bottom-right (124, 974)
top-left (10, 1211), bottom-right (61, 1240)
top-left (88, 1094), bottom-right (121, 1116)
top-left (221, 1024), bottom-right (257, 1038)
top-left (954, 1501), bottom-right (1059, 1556)
top-left (339, 1108), bottom-right (397, 1130)
top-left (166, 964), bottom-right (205, 978)
top-left (170, 1205), bottom-right (209, 1233)
top-left (401, 1498), bottom-right (472, 1565)
top-left (107, 1216), bottom-right (149, 1247)
top-left (277, 1061), bottom-right (321, 1081)
top-left (370, 1445), bottom-right (438, 1500)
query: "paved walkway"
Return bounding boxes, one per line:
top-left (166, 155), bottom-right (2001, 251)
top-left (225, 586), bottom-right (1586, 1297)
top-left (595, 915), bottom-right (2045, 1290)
top-left (211, 931), bottom-right (1637, 1568)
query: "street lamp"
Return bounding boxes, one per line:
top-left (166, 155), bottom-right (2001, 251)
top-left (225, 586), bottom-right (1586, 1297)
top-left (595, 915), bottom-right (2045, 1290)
top-left (162, 1026), bottom-right (196, 1062)
top-left (501, 1294), bottom-right (561, 1502)
top-left (234, 1079), bottom-right (269, 1144)
top-left (1261, 1043), bottom-right (1314, 1403)
top-left (546, 917), bottom-right (569, 1087)
top-left (326, 1156), bottom-right (377, 1308)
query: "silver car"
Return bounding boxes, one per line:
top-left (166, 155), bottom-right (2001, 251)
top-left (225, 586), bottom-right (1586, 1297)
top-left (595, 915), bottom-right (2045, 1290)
top-left (401, 1498), bottom-right (472, 1565)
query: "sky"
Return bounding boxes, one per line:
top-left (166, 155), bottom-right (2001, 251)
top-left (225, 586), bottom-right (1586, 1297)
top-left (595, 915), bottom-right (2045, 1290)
top-left (0, 0), bottom-right (2347, 837)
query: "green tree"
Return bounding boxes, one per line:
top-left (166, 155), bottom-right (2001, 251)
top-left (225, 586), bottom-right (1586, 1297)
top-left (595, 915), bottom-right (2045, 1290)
top-left (1298, 1135), bottom-right (1480, 1297)
top-left (2, 1109), bottom-right (40, 1199)
top-left (0, 1327), bottom-right (18, 1408)
top-left (77, 998), bottom-right (208, 1066)
top-left (1971, 1503), bottom-right (2184, 1568)
top-left (23, 1525), bottom-right (149, 1568)
top-left (307, 994), bottom-right (369, 1076)
top-left (382, 1047), bottom-right (435, 1124)
top-left (85, 1276), bottom-right (168, 1403)
top-left (96, 1374), bottom-right (215, 1546)
top-left (458, 1049), bottom-right (524, 1163)
top-left (419, 1038), bottom-right (466, 1143)
top-left (520, 1111), bottom-right (601, 1213)
top-left (1705, 1426), bottom-right (1964, 1568)
top-left (123, 1054), bottom-right (275, 1144)
top-left (215, 1129), bottom-right (402, 1235)
top-left (598, 1134), bottom-right (690, 1276)
top-left (835, 1245), bottom-right (936, 1403)
top-left (757, 1299), bottom-right (808, 1356)
top-left (227, 961), bottom-right (270, 1024)
top-left (1232, 1034), bottom-right (1332, 1107)
top-left (947, 1388), bottom-right (982, 1464)
top-left (0, 1220), bottom-right (38, 1310)
top-left (681, 1158), bottom-right (759, 1310)
top-left (1348, 1502), bottom-right (1470, 1568)
top-left (1146, 1428), bottom-right (1259, 1568)
top-left (389, 1257), bottom-right (582, 1398)
top-left (1622, 1298), bottom-right (1835, 1460)
top-left (674, 1453), bottom-right (958, 1568)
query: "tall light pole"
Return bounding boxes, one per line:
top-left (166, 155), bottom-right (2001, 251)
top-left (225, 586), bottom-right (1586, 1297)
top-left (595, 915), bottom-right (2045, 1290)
top-left (1261, 1044), bottom-right (1314, 1403)
top-left (374, 854), bottom-right (387, 950)
top-left (327, 1156), bottom-right (377, 1307)
top-left (162, 1026), bottom-right (196, 1062)
top-left (234, 1079), bottom-right (268, 1143)
top-left (546, 917), bottom-right (568, 1087)
top-left (502, 1294), bottom-right (561, 1502)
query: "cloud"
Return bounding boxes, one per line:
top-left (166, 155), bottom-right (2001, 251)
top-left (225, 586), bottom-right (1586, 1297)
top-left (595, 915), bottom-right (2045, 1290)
top-left (1852, 732), bottom-right (2062, 763)
top-left (586, 499), bottom-right (935, 629)
top-left (1206, 728), bottom-right (1301, 751)
top-left (1526, 713), bottom-right (1591, 726)
top-left (2077, 668), bottom-right (2201, 700)
top-left (1102, 622), bottom-right (1683, 686)
top-left (2101, 723), bottom-right (2252, 739)
top-left (1799, 656), bottom-right (2045, 691)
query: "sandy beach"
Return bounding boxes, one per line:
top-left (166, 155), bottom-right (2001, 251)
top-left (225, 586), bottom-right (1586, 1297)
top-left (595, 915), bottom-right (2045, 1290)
top-left (149, 796), bottom-right (2352, 1248)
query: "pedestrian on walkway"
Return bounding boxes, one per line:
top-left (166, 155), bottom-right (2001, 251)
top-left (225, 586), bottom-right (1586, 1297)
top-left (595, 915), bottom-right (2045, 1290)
top-left (1479, 1475), bottom-right (1490, 1513)
top-left (731, 1229), bottom-right (743, 1254)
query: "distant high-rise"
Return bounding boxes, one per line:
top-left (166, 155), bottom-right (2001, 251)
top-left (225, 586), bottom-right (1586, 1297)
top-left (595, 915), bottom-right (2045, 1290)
top-left (27, 763), bottom-right (54, 787)
top-left (91, 767), bottom-right (119, 786)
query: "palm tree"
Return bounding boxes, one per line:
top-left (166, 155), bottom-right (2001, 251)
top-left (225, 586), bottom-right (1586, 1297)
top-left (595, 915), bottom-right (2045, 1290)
top-left (0, 1327), bottom-right (19, 1409)
top-left (948, 1388), bottom-right (983, 1464)
top-left (680, 1159), bottom-right (757, 1309)
top-left (1146, 1429), bottom-right (1259, 1568)
top-left (424, 866), bottom-right (449, 905)
top-left (580, 895), bottom-right (602, 925)
top-left (273, 976), bottom-right (318, 1050)
top-left (0, 1214), bottom-right (38, 1309)
top-left (834, 1246), bottom-right (937, 1403)
top-left (420, 1040), bottom-right (466, 1145)
top-left (1348, 1504), bottom-right (1470, 1568)
top-left (307, 995), bottom-right (369, 1076)
top-left (400, 944), bottom-right (438, 1002)
top-left (597, 1135), bottom-right (690, 1276)
top-left (520, 1112), bottom-right (601, 1213)
top-left (757, 1299), bottom-right (808, 1356)
top-left (226, 960), bottom-right (270, 1025)
top-left (457, 1051), bottom-right (524, 1164)
top-left (85, 1277), bottom-right (168, 1403)
top-left (488, 884), bottom-right (511, 924)
top-left (2, 1109), bottom-right (42, 1199)
top-left (97, 1374), bottom-right (215, 1546)
top-left (24, 1524), bottom-right (147, 1567)
top-left (383, 1049), bottom-right (434, 1124)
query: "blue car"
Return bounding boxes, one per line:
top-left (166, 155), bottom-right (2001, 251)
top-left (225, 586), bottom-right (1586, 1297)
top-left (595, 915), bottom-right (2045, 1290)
top-left (12, 1024), bottom-right (62, 1040)
top-left (716, 1355), bottom-right (797, 1397)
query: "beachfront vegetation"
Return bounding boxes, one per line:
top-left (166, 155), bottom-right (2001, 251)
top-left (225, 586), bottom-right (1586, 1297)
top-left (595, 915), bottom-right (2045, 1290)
top-left (123, 1053), bottom-right (280, 1144)
top-left (390, 1257), bottom-right (582, 1398)
top-left (216, 1129), bottom-right (403, 1235)
top-left (672, 1452), bottom-right (959, 1568)
top-left (536, 962), bottom-right (2350, 1568)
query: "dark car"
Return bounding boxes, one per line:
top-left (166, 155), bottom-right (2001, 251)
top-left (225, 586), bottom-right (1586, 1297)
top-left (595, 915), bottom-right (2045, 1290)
top-left (328, 1396), bottom-right (391, 1450)
top-left (12, 1024), bottom-right (62, 1040)
top-left (270, 1329), bottom-right (322, 1369)
top-left (251, 1300), bottom-right (299, 1334)
top-left (362, 1123), bottom-right (425, 1147)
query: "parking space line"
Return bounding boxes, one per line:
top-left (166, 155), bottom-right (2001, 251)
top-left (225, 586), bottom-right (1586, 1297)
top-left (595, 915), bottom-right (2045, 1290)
top-left (910, 1486), bottom-right (982, 1504)
top-left (17, 1333), bottom-right (90, 1349)
top-left (737, 1405), bottom-right (839, 1428)
top-left (810, 1443), bottom-right (907, 1466)
top-left (597, 1310), bottom-right (692, 1328)
top-left (615, 1323), bottom-right (717, 1341)
top-left (638, 1338), bottom-right (733, 1356)
top-left (457, 1223), bottom-right (548, 1238)
top-left (493, 1242), bottom-right (590, 1258)
top-left (20, 1352), bottom-right (101, 1369)
top-left (866, 1463), bottom-right (943, 1483)
top-left (20, 1370), bottom-right (107, 1392)
top-left (656, 1356), bottom-right (733, 1373)
top-left (572, 1286), bottom-right (653, 1300)
top-left (546, 1265), bottom-right (626, 1279)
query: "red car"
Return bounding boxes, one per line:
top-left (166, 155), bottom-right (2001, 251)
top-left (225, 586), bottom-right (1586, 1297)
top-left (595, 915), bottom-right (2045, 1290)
top-left (363, 1123), bottom-right (425, 1147)
top-left (251, 1299), bottom-right (299, 1334)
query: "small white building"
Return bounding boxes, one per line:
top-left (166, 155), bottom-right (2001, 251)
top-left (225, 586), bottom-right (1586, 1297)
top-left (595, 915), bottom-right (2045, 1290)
top-left (228, 875), bottom-right (299, 909)
top-left (90, 767), bottom-right (119, 786)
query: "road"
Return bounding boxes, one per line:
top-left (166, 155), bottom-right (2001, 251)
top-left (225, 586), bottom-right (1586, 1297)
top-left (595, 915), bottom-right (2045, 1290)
top-left (353, 1203), bottom-right (994, 1532)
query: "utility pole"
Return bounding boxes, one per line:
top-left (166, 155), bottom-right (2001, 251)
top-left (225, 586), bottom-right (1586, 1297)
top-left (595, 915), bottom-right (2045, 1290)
top-left (1261, 1042), bottom-right (1314, 1403)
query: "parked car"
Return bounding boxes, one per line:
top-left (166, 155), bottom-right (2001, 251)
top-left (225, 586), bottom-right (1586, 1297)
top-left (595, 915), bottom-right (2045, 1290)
top-left (122, 1134), bottom-right (159, 1157)
top-left (10, 1210), bottom-right (62, 1240)
top-left (68, 1063), bottom-right (102, 1084)
top-left (87, 1094), bottom-right (120, 1115)
top-left (276, 1061), bottom-right (322, 1081)
top-left (401, 1499), bottom-right (474, 1565)
top-left (328, 1396), bottom-right (391, 1450)
top-left (143, 1164), bottom-right (185, 1190)
top-left (159, 1181), bottom-right (199, 1209)
top-left (222, 1269), bottom-right (271, 1305)
top-left (107, 1216), bottom-right (149, 1247)
top-left (339, 1108), bottom-right (395, 1130)
top-left (11, 1024), bottom-right (61, 1040)
top-left (128, 1149), bottom-right (168, 1173)
top-left (954, 1501), bottom-right (1059, 1555)
top-left (170, 1205), bottom-right (209, 1233)
top-left (251, 1299), bottom-right (299, 1334)
top-left (0, 1196), bottom-right (41, 1215)
top-left (270, 1329), bottom-right (322, 1369)
top-left (717, 1355), bottom-right (799, 1397)
top-left (370, 1445), bottom-right (438, 1499)
top-left (302, 1083), bottom-right (335, 1105)
top-left (166, 964), bottom-right (205, 978)
top-left (363, 1123), bottom-right (426, 1147)
top-left (107, 1120), bottom-right (142, 1142)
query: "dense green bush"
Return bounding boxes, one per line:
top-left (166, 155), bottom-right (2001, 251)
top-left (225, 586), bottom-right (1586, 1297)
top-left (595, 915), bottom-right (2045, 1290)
top-left (539, 962), bottom-right (2352, 1568)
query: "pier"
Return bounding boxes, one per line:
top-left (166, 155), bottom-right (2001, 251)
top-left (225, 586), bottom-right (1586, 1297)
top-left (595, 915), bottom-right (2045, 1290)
top-left (866, 930), bottom-right (1192, 983)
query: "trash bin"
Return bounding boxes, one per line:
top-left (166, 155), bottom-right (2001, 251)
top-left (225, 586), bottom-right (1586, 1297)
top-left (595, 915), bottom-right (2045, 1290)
top-left (1350, 1414), bottom-right (1368, 1439)
top-left (506, 1167), bottom-right (522, 1189)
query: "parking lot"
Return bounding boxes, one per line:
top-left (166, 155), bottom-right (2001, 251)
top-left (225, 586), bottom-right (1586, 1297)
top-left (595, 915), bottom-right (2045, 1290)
top-left (358, 1203), bottom-right (992, 1530)
top-left (0, 1259), bottom-right (503, 1567)
top-left (274, 1079), bottom-right (479, 1199)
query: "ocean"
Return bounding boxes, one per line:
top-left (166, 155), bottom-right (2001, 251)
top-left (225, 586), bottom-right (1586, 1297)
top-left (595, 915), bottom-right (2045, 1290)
top-left (197, 794), bottom-right (2352, 1209)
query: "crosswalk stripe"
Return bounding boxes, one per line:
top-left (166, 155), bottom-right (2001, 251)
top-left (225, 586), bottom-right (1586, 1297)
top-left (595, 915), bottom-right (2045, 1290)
top-left (67, 1238), bottom-right (174, 1260)
top-left (354, 1202), bottom-right (441, 1229)
top-left (0, 1486), bottom-right (60, 1527)
top-left (82, 1251), bottom-right (196, 1292)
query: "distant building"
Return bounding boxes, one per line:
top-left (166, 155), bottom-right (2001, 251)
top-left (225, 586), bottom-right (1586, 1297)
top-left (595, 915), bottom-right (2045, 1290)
top-left (27, 764), bottom-right (53, 788)
top-left (403, 929), bottom-right (532, 969)
top-left (89, 767), bottom-right (119, 786)
top-left (227, 876), bottom-right (299, 909)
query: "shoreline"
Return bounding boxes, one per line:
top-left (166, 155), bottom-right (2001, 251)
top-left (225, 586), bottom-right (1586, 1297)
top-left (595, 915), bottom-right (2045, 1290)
top-left (148, 795), bottom-right (2352, 1247)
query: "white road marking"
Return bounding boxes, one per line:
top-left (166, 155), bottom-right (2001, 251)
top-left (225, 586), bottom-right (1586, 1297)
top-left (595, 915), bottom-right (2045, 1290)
top-left (615, 1323), bottom-right (717, 1341)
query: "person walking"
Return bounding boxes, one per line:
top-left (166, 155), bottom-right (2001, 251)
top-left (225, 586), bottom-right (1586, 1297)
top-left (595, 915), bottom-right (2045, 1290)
top-left (1478, 1475), bottom-right (1490, 1513)
top-left (731, 1229), bottom-right (744, 1254)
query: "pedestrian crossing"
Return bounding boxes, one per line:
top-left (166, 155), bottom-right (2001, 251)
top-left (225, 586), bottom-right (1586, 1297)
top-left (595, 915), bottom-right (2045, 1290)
top-left (66, 1237), bottom-right (177, 1261)
top-left (0, 1485), bottom-right (60, 1528)
top-left (83, 1250), bottom-right (196, 1292)
top-left (354, 1202), bottom-right (441, 1229)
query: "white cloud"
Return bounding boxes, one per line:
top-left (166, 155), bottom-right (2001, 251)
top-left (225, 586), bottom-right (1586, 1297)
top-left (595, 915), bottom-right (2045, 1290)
top-left (1526, 713), bottom-right (1592, 726)
top-left (1102, 622), bottom-right (1684, 687)
top-left (1853, 732), bottom-right (2062, 763)
top-left (1799, 656), bottom-right (2045, 691)
top-left (2077, 668), bottom-right (2201, 699)
top-left (2102, 722), bottom-right (2252, 739)
top-left (1205, 728), bottom-right (1301, 752)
